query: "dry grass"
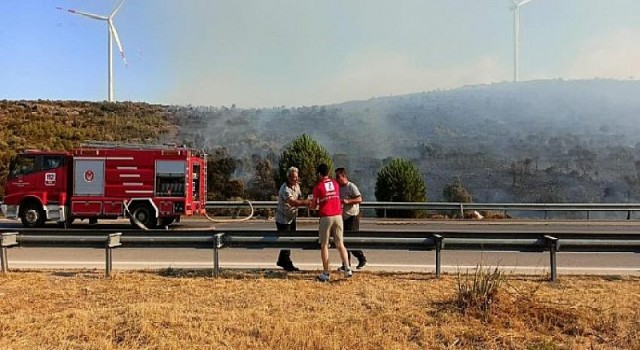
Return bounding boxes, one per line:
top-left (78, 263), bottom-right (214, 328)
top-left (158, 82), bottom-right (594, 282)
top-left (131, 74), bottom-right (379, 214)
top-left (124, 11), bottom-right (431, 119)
top-left (456, 264), bottom-right (505, 321)
top-left (1, 269), bottom-right (639, 349)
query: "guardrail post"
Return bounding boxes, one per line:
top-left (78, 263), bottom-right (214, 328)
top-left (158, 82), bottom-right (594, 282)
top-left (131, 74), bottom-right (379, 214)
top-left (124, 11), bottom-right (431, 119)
top-left (459, 203), bottom-right (464, 219)
top-left (213, 233), bottom-right (224, 277)
top-left (433, 234), bottom-right (443, 278)
top-left (628, 210), bottom-right (632, 220)
top-left (544, 235), bottom-right (559, 282)
top-left (586, 211), bottom-right (590, 220)
top-left (1, 232), bottom-right (19, 274)
top-left (105, 233), bottom-right (122, 277)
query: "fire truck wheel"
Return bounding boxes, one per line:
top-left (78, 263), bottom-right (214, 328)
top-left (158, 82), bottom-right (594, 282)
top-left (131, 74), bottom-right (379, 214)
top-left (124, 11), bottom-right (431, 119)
top-left (20, 202), bottom-right (46, 228)
top-left (129, 204), bottom-right (157, 229)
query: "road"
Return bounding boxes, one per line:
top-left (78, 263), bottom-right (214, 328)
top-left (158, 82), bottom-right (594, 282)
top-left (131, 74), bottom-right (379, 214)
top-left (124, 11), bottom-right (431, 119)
top-left (1, 218), bottom-right (639, 276)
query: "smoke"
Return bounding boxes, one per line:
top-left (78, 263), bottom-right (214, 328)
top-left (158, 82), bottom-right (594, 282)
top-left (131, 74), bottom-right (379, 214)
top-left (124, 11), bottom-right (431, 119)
top-left (546, 29), bottom-right (640, 81)
top-left (316, 51), bottom-right (508, 104)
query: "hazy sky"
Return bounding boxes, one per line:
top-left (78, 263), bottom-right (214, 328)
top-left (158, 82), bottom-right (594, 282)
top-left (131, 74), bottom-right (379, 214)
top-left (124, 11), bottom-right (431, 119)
top-left (2, 0), bottom-right (640, 107)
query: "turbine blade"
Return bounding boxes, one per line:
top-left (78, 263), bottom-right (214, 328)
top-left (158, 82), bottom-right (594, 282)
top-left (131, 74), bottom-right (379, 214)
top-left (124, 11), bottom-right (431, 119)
top-left (109, 20), bottom-right (128, 67)
top-left (517, 0), bottom-right (534, 6)
top-left (110, 0), bottom-right (127, 18)
top-left (56, 7), bottom-right (108, 21)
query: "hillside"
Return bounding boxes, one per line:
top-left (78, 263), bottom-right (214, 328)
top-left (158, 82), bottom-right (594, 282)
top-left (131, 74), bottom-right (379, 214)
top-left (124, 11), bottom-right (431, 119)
top-left (172, 79), bottom-right (640, 207)
top-left (3, 79), bottom-right (640, 206)
top-left (0, 100), bottom-right (171, 196)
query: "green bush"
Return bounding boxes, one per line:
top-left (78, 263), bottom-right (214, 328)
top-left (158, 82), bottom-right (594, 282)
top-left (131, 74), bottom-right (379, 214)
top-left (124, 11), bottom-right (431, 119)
top-left (374, 158), bottom-right (426, 218)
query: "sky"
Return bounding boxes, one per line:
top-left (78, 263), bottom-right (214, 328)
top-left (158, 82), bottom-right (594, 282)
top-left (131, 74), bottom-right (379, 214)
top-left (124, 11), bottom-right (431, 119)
top-left (2, 0), bottom-right (640, 108)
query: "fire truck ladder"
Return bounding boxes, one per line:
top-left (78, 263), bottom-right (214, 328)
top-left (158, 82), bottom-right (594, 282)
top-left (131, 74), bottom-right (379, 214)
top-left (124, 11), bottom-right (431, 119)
top-left (80, 140), bottom-right (184, 150)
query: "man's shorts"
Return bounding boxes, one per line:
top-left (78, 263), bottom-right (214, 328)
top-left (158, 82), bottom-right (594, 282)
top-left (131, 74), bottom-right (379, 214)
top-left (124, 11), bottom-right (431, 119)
top-left (319, 215), bottom-right (344, 246)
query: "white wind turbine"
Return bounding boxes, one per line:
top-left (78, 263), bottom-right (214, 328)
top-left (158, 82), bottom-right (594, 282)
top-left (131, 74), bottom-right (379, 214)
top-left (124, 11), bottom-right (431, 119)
top-left (511, 0), bottom-right (535, 82)
top-left (57, 0), bottom-right (128, 102)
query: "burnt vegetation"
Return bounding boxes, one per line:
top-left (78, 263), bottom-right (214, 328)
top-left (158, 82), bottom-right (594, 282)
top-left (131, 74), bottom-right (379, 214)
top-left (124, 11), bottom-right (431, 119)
top-left (170, 80), bottom-right (640, 211)
top-left (4, 80), bottom-right (640, 210)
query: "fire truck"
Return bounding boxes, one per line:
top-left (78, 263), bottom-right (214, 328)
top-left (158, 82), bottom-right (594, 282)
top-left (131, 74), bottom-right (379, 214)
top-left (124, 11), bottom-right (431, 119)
top-left (1, 142), bottom-right (207, 228)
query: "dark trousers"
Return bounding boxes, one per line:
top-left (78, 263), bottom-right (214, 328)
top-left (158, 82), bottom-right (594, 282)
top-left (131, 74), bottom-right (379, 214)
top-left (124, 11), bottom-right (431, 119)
top-left (276, 221), bottom-right (296, 264)
top-left (344, 215), bottom-right (366, 263)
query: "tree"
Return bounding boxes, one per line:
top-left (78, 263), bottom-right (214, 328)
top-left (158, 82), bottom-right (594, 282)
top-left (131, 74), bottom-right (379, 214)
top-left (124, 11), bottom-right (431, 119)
top-left (247, 157), bottom-right (277, 200)
top-left (276, 134), bottom-right (333, 196)
top-left (207, 148), bottom-right (239, 200)
top-left (443, 179), bottom-right (472, 203)
top-left (442, 178), bottom-right (472, 218)
top-left (374, 158), bottom-right (426, 218)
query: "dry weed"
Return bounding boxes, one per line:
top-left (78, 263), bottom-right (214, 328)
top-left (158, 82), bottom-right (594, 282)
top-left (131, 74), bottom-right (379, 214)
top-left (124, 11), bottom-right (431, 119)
top-left (455, 264), bottom-right (505, 320)
top-left (0, 270), bottom-right (638, 349)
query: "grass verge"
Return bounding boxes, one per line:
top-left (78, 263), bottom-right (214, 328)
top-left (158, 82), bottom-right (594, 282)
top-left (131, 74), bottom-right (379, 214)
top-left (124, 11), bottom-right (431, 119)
top-left (0, 269), bottom-right (639, 349)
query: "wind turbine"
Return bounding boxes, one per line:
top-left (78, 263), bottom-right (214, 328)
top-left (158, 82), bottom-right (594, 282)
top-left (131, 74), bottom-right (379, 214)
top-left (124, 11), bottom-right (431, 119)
top-left (511, 0), bottom-right (535, 82)
top-left (57, 0), bottom-right (128, 102)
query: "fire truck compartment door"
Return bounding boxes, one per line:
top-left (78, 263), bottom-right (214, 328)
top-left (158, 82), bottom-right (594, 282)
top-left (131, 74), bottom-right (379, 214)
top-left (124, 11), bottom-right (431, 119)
top-left (74, 159), bottom-right (105, 196)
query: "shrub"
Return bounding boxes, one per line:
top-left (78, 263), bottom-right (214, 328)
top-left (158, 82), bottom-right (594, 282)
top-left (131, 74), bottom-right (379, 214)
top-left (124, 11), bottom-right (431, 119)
top-left (374, 158), bottom-right (426, 218)
top-left (442, 179), bottom-right (473, 218)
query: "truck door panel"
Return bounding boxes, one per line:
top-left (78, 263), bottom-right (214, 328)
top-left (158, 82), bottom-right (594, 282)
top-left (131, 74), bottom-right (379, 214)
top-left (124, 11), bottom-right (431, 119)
top-left (74, 160), bottom-right (105, 196)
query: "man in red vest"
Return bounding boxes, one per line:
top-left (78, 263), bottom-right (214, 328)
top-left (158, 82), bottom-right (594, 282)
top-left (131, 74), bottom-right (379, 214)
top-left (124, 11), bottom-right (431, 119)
top-left (310, 163), bottom-right (352, 282)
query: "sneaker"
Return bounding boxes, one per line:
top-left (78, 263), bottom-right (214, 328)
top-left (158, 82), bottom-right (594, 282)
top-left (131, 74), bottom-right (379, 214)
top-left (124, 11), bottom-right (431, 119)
top-left (317, 271), bottom-right (330, 282)
top-left (356, 259), bottom-right (367, 270)
top-left (343, 267), bottom-right (353, 278)
top-left (336, 265), bottom-right (349, 272)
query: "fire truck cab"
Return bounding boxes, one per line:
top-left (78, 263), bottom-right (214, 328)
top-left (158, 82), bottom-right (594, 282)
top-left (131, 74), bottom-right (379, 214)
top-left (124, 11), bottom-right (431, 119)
top-left (1, 142), bottom-right (207, 228)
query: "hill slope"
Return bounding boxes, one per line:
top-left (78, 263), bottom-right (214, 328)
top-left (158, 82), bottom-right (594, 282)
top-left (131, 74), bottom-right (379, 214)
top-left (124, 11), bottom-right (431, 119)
top-left (0, 100), bottom-right (170, 196)
top-left (3, 79), bottom-right (640, 205)
top-left (173, 79), bottom-right (640, 206)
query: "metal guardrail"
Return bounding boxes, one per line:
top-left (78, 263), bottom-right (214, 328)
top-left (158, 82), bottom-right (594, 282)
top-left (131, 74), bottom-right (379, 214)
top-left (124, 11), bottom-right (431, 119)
top-left (3, 200), bottom-right (640, 219)
top-left (206, 201), bottom-right (640, 219)
top-left (1, 229), bottom-right (639, 281)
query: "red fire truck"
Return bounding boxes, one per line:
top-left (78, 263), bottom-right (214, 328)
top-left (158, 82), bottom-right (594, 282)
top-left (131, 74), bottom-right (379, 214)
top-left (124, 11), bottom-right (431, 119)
top-left (1, 142), bottom-right (207, 228)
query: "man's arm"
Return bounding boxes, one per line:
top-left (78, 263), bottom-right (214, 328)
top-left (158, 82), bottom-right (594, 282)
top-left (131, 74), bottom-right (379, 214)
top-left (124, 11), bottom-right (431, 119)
top-left (310, 186), bottom-right (319, 209)
top-left (342, 195), bottom-right (362, 205)
top-left (287, 197), bottom-right (310, 207)
top-left (343, 183), bottom-right (362, 205)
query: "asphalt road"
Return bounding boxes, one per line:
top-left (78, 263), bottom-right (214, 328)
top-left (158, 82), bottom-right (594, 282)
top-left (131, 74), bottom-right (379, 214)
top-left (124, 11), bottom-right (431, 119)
top-left (2, 218), bottom-right (639, 276)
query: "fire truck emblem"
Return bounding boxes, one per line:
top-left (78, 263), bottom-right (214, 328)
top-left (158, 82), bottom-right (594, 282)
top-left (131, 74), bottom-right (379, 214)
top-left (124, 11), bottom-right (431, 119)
top-left (45, 173), bottom-right (56, 186)
top-left (84, 169), bottom-right (95, 182)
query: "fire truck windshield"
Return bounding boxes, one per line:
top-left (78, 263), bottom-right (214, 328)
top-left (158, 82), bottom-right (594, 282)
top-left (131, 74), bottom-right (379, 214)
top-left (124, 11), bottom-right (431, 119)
top-left (8, 155), bottom-right (36, 178)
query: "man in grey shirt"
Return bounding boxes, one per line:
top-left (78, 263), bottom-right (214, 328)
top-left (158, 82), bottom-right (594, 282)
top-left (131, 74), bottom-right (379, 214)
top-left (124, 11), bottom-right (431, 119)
top-left (335, 167), bottom-right (367, 269)
top-left (275, 166), bottom-right (310, 271)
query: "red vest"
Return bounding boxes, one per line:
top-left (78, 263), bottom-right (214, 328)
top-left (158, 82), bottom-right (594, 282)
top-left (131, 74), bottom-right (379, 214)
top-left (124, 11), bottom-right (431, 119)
top-left (312, 177), bottom-right (342, 217)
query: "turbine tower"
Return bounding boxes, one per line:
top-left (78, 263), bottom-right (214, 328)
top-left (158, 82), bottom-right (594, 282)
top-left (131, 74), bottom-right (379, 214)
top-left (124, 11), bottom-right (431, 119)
top-left (511, 0), bottom-right (534, 82)
top-left (58, 0), bottom-right (127, 102)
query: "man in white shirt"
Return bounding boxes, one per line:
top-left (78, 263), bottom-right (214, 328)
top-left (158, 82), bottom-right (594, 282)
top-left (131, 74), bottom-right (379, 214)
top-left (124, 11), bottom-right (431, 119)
top-left (335, 167), bottom-right (367, 269)
top-left (275, 166), bottom-right (310, 271)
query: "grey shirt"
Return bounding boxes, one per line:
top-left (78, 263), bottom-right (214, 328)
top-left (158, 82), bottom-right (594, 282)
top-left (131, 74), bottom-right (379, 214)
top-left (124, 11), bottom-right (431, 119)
top-left (275, 182), bottom-right (302, 224)
top-left (340, 181), bottom-right (361, 218)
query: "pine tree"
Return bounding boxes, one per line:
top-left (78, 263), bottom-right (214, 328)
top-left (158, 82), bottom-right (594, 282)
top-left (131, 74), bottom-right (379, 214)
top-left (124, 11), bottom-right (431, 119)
top-left (375, 158), bottom-right (427, 218)
top-left (276, 134), bottom-right (333, 196)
